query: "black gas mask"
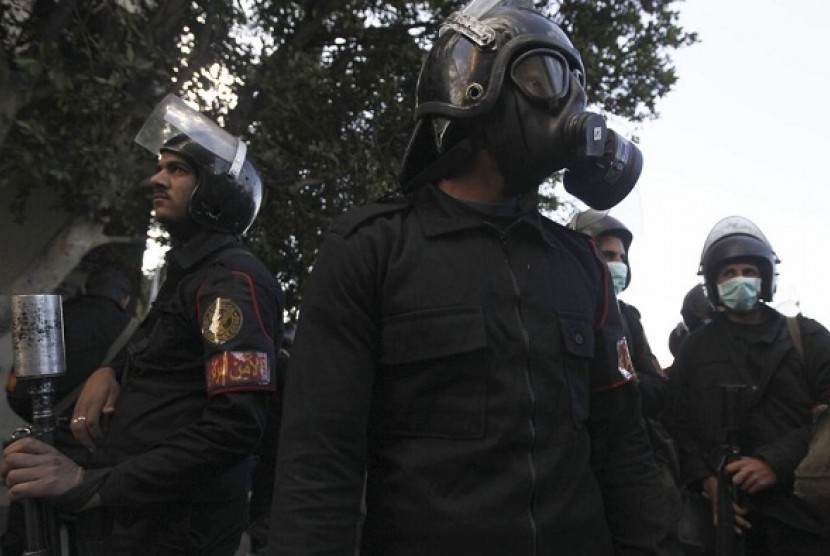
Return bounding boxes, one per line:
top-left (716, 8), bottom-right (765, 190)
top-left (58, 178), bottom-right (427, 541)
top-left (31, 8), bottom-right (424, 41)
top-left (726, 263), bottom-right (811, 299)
top-left (400, 0), bottom-right (642, 210)
top-left (485, 48), bottom-right (642, 205)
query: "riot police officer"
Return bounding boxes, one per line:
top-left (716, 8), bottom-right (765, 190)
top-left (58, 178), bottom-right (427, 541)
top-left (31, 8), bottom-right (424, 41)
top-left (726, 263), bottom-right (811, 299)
top-left (269, 1), bottom-right (677, 554)
top-left (569, 210), bottom-right (680, 499)
top-left (2, 95), bottom-right (284, 554)
top-left (569, 209), bottom-right (670, 414)
top-left (669, 216), bottom-right (830, 555)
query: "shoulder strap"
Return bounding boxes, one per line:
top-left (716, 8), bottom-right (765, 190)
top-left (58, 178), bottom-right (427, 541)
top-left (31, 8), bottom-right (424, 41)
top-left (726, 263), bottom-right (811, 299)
top-left (330, 199), bottom-right (411, 238)
top-left (203, 245), bottom-right (254, 268)
top-left (51, 314), bottom-right (141, 418)
top-left (786, 315), bottom-right (804, 358)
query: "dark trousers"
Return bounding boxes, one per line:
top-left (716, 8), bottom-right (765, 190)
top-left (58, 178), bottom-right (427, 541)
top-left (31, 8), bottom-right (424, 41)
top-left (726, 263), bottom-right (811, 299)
top-left (105, 496), bottom-right (249, 556)
top-left (0, 497), bottom-right (249, 556)
top-left (744, 513), bottom-right (830, 556)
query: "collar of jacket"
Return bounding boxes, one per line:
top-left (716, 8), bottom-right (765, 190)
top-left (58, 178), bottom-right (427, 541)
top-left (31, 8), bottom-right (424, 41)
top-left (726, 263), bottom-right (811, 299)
top-left (167, 231), bottom-right (239, 271)
top-left (415, 184), bottom-right (563, 250)
top-left (715, 305), bottom-right (785, 344)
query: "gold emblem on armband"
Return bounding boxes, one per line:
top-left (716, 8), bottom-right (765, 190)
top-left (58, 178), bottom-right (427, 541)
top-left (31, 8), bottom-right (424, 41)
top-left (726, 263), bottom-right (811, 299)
top-left (202, 298), bottom-right (243, 345)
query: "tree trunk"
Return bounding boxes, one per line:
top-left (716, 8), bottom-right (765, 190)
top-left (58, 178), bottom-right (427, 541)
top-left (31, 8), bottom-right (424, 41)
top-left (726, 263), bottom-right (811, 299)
top-left (0, 214), bottom-right (143, 334)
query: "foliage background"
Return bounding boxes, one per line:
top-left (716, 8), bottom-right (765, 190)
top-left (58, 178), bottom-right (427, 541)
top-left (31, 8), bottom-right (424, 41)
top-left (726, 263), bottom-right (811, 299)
top-left (0, 0), bottom-right (696, 320)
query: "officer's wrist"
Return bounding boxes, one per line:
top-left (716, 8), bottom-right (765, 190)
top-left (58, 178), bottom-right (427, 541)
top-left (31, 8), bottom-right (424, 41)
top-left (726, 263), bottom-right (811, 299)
top-left (49, 468), bottom-right (109, 513)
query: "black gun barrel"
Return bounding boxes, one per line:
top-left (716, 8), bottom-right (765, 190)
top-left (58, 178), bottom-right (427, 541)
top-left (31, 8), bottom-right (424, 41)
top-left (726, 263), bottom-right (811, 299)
top-left (715, 384), bottom-right (746, 556)
top-left (10, 294), bottom-right (67, 556)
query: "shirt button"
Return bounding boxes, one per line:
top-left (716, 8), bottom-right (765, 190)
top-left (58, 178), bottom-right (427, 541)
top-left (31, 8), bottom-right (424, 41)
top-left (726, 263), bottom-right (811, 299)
top-left (574, 333), bottom-right (584, 345)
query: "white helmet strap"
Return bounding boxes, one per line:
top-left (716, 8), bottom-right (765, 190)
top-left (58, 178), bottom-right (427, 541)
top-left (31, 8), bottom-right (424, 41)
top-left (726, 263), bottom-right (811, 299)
top-left (229, 139), bottom-right (247, 179)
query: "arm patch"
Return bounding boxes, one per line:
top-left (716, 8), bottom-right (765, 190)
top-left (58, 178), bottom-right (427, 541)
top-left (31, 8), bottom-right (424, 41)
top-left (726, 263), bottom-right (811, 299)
top-left (206, 351), bottom-right (271, 396)
top-left (617, 337), bottom-right (637, 381)
top-left (202, 298), bottom-right (244, 345)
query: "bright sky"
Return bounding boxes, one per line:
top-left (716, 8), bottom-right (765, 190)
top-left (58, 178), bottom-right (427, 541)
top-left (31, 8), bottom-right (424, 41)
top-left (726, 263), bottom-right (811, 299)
top-left (596, 0), bottom-right (830, 365)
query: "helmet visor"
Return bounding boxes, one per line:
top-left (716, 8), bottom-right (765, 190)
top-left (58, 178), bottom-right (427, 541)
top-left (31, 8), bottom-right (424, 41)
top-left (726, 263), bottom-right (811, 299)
top-left (135, 94), bottom-right (243, 172)
top-left (510, 49), bottom-right (570, 108)
top-left (700, 216), bottom-right (773, 263)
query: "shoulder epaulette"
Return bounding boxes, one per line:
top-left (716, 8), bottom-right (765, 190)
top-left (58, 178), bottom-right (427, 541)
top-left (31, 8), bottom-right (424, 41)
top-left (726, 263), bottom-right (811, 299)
top-left (550, 218), bottom-right (591, 242)
top-left (330, 195), bottom-right (412, 238)
top-left (620, 301), bottom-right (643, 320)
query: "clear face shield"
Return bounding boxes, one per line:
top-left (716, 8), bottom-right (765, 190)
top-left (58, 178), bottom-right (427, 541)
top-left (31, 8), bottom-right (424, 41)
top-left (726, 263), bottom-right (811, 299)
top-left (568, 208), bottom-right (610, 233)
top-left (134, 94), bottom-right (248, 180)
top-left (700, 216), bottom-right (774, 264)
top-left (438, 0), bottom-right (538, 49)
top-left (451, 0), bottom-right (532, 21)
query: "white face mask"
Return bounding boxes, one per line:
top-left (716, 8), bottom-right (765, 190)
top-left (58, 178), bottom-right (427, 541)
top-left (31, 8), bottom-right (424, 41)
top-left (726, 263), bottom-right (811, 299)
top-left (717, 276), bottom-right (762, 313)
top-left (606, 261), bottom-right (628, 296)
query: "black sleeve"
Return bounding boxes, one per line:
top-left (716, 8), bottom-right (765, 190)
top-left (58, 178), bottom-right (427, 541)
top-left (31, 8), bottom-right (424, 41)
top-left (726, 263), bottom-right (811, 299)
top-left (590, 281), bottom-right (681, 555)
top-left (665, 345), bottom-right (713, 488)
top-left (269, 232), bottom-right (378, 555)
top-left (591, 382), bottom-right (681, 555)
top-left (800, 317), bottom-right (830, 405)
top-left (622, 303), bottom-right (669, 418)
top-left (755, 316), bottom-right (830, 478)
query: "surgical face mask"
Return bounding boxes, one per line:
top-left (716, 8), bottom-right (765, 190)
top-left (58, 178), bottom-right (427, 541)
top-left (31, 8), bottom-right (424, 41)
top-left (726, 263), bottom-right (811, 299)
top-left (606, 261), bottom-right (628, 296)
top-left (717, 276), bottom-right (762, 313)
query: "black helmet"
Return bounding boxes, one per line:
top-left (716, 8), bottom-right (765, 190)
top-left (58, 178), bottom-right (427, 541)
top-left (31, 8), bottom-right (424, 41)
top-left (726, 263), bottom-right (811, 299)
top-left (699, 216), bottom-right (779, 304)
top-left (569, 209), bottom-right (633, 290)
top-left (136, 94), bottom-right (263, 235)
top-left (400, 0), bottom-right (642, 210)
top-left (680, 283), bottom-right (715, 332)
top-left (400, 0), bottom-right (586, 192)
top-left (667, 322), bottom-right (689, 359)
top-left (414, 4), bottom-right (583, 123)
top-left (160, 134), bottom-right (262, 235)
top-left (85, 267), bottom-right (132, 306)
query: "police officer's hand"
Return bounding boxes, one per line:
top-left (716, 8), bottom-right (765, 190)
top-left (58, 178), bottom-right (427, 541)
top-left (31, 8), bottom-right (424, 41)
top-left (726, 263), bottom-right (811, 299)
top-left (71, 366), bottom-right (120, 450)
top-left (1, 437), bottom-right (82, 500)
top-left (726, 456), bottom-right (777, 494)
top-left (702, 476), bottom-right (752, 533)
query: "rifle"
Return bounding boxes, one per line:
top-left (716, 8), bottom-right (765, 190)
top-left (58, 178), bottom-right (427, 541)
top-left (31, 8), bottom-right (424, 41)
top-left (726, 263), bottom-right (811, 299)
top-left (7, 295), bottom-right (67, 556)
top-left (715, 384), bottom-right (746, 556)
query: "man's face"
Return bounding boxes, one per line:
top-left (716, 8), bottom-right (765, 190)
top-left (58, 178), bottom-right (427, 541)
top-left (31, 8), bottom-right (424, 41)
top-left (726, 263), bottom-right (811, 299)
top-left (150, 152), bottom-right (197, 226)
top-left (716, 262), bottom-right (760, 285)
top-left (598, 235), bottom-right (626, 264)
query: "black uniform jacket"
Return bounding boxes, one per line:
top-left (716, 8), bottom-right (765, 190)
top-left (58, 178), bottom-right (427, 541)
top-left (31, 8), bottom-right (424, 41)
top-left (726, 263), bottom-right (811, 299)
top-left (669, 307), bottom-right (830, 535)
top-left (619, 300), bottom-right (668, 418)
top-left (96, 231), bottom-right (283, 523)
top-left (271, 186), bottom-right (678, 555)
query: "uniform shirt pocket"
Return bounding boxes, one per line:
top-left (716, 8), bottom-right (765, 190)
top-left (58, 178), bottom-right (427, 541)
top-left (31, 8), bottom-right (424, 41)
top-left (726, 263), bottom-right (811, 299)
top-left (559, 314), bottom-right (595, 425)
top-left (129, 296), bottom-right (199, 372)
top-left (376, 306), bottom-right (487, 439)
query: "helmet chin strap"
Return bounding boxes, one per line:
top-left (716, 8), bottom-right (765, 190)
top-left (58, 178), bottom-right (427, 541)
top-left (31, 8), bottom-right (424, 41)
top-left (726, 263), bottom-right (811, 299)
top-left (401, 137), bottom-right (480, 192)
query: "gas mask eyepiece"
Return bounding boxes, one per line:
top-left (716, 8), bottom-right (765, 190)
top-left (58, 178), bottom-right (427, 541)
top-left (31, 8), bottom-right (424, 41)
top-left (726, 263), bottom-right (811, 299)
top-left (510, 49), bottom-right (573, 113)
